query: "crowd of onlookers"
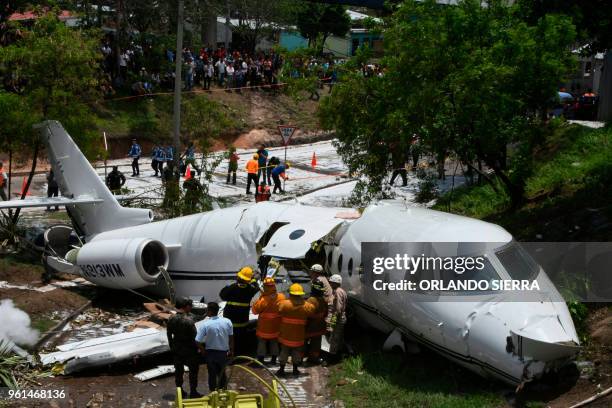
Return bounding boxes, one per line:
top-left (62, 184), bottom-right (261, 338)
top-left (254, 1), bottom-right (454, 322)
top-left (100, 39), bottom-right (288, 97)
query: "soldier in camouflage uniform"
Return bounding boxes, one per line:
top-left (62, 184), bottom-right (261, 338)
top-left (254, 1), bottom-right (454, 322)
top-left (167, 298), bottom-right (202, 398)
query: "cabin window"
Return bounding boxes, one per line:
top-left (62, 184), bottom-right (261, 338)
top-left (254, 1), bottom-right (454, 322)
top-left (289, 229), bottom-right (305, 240)
top-left (337, 254), bottom-right (343, 273)
top-left (347, 258), bottom-right (353, 277)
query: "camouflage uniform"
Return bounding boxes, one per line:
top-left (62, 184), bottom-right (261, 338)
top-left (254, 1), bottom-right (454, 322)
top-left (167, 312), bottom-right (200, 393)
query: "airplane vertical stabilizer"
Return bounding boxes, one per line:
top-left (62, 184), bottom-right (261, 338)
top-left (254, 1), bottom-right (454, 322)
top-left (37, 120), bottom-right (153, 238)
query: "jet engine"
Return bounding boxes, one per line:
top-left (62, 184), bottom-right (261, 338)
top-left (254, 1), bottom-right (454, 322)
top-left (66, 238), bottom-right (169, 289)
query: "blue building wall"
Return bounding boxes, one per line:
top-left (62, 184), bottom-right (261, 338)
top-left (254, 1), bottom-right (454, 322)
top-left (279, 31), bottom-right (309, 51)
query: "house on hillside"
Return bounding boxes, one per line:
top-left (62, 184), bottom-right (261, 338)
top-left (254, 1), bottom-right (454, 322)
top-left (8, 10), bottom-right (79, 27)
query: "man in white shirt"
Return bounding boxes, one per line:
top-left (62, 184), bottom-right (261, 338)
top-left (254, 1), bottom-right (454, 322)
top-left (215, 59), bottom-right (226, 86)
top-left (225, 63), bottom-right (235, 89)
top-left (196, 302), bottom-right (234, 392)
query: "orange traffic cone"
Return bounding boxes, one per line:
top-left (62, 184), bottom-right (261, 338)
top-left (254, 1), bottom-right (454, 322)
top-left (185, 165), bottom-right (192, 180)
top-left (311, 152), bottom-right (317, 168)
top-left (20, 177), bottom-right (31, 196)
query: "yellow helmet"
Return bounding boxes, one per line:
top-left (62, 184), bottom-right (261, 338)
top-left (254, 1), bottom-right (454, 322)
top-left (285, 162), bottom-right (291, 169)
top-left (263, 277), bottom-right (276, 286)
top-left (253, 153), bottom-right (259, 160)
top-left (237, 266), bottom-right (253, 282)
top-left (289, 283), bottom-right (305, 296)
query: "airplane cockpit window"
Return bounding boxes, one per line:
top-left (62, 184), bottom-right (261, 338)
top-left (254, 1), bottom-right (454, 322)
top-left (438, 256), bottom-right (499, 294)
top-left (348, 258), bottom-right (353, 277)
top-left (495, 241), bottom-right (540, 280)
top-left (337, 254), bottom-right (343, 274)
top-left (327, 250), bottom-right (333, 269)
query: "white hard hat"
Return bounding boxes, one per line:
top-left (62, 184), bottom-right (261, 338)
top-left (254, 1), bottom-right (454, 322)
top-left (329, 274), bottom-right (342, 285)
top-left (310, 264), bottom-right (324, 273)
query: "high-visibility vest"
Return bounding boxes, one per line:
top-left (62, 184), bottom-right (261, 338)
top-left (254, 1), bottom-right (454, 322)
top-left (246, 160), bottom-right (258, 174)
top-left (252, 291), bottom-right (285, 340)
top-left (305, 296), bottom-right (328, 338)
top-left (278, 297), bottom-right (315, 347)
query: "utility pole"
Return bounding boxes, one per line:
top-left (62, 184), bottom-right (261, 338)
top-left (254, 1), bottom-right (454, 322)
top-left (225, 0), bottom-right (230, 50)
top-left (173, 0), bottom-right (185, 171)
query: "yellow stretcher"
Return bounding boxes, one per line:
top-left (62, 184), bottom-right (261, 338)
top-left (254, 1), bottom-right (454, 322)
top-left (175, 381), bottom-right (282, 408)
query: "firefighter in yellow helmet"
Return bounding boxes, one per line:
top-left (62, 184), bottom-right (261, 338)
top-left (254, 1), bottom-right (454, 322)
top-left (252, 277), bottom-right (285, 365)
top-left (219, 266), bottom-right (259, 355)
top-left (276, 283), bottom-right (315, 377)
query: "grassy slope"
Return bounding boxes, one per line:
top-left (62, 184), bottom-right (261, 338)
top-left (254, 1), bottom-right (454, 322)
top-left (435, 122), bottom-right (612, 241)
top-left (92, 89), bottom-right (321, 144)
top-left (329, 352), bottom-right (505, 408)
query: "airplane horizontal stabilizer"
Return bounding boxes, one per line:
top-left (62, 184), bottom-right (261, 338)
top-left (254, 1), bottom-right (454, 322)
top-left (0, 196), bottom-right (104, 210)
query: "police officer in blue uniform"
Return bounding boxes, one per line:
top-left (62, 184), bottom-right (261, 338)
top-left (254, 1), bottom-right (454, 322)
top-left (128, 139), bottom-right (142, 176)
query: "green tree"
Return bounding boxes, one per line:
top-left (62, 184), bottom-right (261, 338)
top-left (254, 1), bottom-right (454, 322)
top-left (295, 3), bottom-right (351, 53)
top-left (319, 0), bottom-right (576, 207)
top-left (0, 12), bottom-right (102, 223)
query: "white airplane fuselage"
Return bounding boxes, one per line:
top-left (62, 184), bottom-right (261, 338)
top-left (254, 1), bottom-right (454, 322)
top-left (83, 200), bottom-right (579, 385)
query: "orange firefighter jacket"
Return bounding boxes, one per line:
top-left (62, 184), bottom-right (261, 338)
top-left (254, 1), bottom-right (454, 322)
top-left (246, 160), bottom-right (259, 174)
top-left (305, 296), bottom-right (328, 338)
top-left (252, 286), bottom-right (286, 340)
top-left (278, 296), bottom-right (315, 347)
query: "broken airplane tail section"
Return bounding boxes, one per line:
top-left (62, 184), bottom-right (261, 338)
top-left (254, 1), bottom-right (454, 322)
top-left (0, 121), bottom-right (153, 238)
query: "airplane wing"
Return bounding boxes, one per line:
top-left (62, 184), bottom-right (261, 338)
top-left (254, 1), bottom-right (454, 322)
top-left (0, 196), bottom-right (104, 209)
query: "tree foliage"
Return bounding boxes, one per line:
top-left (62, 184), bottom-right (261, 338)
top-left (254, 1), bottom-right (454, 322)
top-left (0, 12), bottom-right (102, 223)
top-left (295, 3), bottom-right (351, 52)
top-left (319, 0), bottom-right (576, 207)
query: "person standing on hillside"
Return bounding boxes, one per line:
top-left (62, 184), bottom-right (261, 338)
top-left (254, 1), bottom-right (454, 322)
top-left (245, 154), bottom-right (259, 195)
top-left (204, 60), bottom-right (214, 91)
top-left (46, 170), bottom-right (59, 212)
top-left (128, 138), bottom-right (142, 177)
top-left (216, 58), bottom-right (226, 86)
top-left (271, 162), bottom-right (290, 194)
top-left (227, 147), bottom-right (239, 185)
top-left (256, 144), bottom-right (269, 185)
top-left (106, 166), bottom-right (126, 194)
top-left (0, 162), bottom-right (8, 201)
top-left (184, 142), bottom-right (201, 176)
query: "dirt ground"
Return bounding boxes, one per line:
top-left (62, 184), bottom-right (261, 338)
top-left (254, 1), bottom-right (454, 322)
top-left (2, 258), bottom-right (611, 407)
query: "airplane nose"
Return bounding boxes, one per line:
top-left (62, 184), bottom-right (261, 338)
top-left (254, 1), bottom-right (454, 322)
top-left (510, 314), bottom-right (580, 362)
top-left (518, 313), bottom-right (576, 343)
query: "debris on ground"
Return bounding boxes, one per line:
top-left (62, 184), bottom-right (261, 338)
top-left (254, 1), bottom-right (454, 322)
top-left (40, 328), bottom-right (170, 374)
top-left (134, 365), bottom-right (189, 382)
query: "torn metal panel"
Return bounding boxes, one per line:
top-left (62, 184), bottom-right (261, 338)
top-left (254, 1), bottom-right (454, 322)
top-left (40, 328), bottom-right (169, 374)
top-left (262, 220), bottom-right (346, 259)
top-left (4, 339), bottom-right (33, 363)
top-left (510, 331), bottom-right (580, 362)
top-left (134, 365), bottom-right (188, 381)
